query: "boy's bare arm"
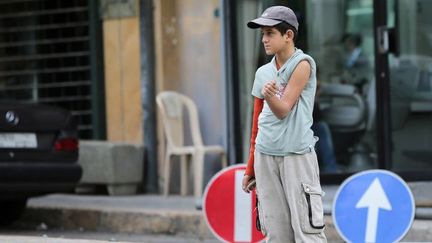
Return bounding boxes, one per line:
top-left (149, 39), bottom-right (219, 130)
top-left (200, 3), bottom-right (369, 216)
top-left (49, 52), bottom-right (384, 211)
top-left (263, 60), bottom-right (311, 119)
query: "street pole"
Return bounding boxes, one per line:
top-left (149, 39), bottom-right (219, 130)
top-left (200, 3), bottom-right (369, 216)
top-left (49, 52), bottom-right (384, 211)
top-left (140, 0), bottom-right (158, 193)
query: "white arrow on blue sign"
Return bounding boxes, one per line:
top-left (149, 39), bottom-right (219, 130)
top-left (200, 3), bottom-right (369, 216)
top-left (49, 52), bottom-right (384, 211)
top-left (333, 170), bottom-right (415, 243)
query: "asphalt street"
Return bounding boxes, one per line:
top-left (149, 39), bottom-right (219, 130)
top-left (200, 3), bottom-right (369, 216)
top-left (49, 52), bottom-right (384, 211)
top-left (0, 229), bottom-right (220, 243)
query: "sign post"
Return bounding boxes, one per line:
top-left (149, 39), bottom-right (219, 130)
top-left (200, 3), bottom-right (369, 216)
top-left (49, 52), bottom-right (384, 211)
top-left (333, 170), bottom-right (415, 243)
top-left (203, 164), bottom-right (265, 243)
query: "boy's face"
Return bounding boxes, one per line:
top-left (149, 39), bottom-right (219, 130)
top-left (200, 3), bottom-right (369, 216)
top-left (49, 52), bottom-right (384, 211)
top-left (261, 26), bottom-right (292, 55)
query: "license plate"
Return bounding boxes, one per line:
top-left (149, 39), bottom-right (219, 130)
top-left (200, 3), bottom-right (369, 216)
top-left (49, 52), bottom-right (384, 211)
top-left (0, 133), bottom-right (37, 148)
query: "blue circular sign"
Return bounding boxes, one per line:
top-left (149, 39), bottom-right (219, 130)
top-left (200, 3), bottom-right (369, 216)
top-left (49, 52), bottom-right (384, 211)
top-left (333, 170), bottom-right (415, 243)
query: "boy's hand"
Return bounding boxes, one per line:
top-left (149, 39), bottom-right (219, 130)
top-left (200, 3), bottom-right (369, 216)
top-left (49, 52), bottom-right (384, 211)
top-left (262, 80), bottom-right (278, 99)
top-left (242, 175), bottom-right (256, 193)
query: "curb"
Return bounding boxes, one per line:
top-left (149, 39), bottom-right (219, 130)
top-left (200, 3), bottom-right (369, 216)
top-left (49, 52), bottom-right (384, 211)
top-left (18, 204), bottom-right (432, 242)
top-left (19, 206), bottom-right (213, 240)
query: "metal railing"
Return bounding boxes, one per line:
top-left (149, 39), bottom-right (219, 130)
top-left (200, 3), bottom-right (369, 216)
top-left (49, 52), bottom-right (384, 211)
top-left (0, 0), bottom-right (97, 139)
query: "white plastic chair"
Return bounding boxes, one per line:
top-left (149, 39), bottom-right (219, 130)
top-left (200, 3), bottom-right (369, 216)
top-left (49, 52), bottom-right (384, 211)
top-left (156, 91), bottom-right (227, 198)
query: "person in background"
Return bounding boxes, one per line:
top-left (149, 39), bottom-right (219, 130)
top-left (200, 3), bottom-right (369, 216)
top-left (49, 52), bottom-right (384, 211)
top-left (341, 33), bottom-right (370, 92)
top-left (343, 33), bottom-right (368, 69)
top-left (312, 77), bottom-right (340, 173)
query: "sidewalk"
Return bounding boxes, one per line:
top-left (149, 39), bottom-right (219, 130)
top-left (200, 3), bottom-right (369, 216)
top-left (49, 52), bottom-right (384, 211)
top-left (17, 183), bottom-right (432, 242)
top-left (20, 195), bottom-right (215, 241)
top-left (0, 236), bottom-right (130, 243)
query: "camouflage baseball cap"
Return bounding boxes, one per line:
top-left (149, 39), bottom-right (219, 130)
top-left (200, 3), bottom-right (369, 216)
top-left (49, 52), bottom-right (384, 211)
top-left (247, 6), bottom-right (298, 31)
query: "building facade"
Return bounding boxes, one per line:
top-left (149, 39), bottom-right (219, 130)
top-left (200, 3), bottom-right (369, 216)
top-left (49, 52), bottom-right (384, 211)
top-left (1, 0), bottom-right (431, 191)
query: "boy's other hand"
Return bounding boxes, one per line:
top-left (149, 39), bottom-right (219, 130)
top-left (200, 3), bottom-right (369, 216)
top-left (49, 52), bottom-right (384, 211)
top-left (242, 175), bottom-right (256, 193)
top-left (262, 80), bottom-right (278, 99)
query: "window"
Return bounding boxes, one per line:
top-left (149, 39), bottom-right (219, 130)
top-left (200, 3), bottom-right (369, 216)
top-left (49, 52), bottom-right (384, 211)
top-left (0, 0), bottom-right (104, 139)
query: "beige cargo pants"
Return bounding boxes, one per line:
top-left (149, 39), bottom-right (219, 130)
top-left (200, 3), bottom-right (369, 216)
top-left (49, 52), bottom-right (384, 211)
top-left (254, 150), bottom-right (327, 243)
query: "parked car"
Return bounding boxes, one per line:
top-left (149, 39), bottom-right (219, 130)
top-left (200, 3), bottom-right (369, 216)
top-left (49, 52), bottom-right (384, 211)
top-left (0, 102), bottom-right (82, 225)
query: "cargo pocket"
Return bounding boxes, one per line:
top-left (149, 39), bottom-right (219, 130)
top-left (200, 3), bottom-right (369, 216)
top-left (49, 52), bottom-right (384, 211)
top-left (300, 182), bottom-right (325, 234)
top-left (256, 192), bottom-right (267, 236)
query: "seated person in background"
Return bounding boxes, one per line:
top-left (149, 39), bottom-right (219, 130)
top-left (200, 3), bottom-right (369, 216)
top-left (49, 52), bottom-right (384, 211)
top-left (341, 33), bottom-right (371, 93)
top-left (312, 78), bottom-right (340, 173)
top-left (343, 33), bottom-right (368, 69)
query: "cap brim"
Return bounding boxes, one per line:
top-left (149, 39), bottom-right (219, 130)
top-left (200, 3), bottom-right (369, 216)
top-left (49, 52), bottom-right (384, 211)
top-left (247, 17), bottom-right (282, 29)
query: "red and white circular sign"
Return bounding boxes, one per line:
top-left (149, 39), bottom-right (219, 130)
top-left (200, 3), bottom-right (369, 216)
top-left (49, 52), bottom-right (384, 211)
top-left (203, 164), bottom-right (265, 243)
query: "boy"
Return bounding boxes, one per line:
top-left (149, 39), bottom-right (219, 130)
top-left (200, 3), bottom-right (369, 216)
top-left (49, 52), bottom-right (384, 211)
top-left (241, 6), bottom-right (327, 242)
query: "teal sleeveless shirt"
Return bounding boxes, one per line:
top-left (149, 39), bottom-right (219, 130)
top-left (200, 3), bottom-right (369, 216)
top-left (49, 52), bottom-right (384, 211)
top-left (251, 49), bottom-right (318, 156)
